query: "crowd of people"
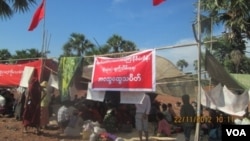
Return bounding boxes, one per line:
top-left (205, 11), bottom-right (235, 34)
top-left (1, 82), bottom-right (250, 141)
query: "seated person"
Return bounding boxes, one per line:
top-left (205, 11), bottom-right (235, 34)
top-left (102, 108), bottom-right (117, 133)
top-left (89, 104), bottom-right (103, 124)
top-left (57, 101), bottom-right (70, 133)
top-left (116, 104), bottom-right (133, 132)
top-left (156, 112), bottom-right (171, 137)
top-left (64, 110), bottom-right (84, 137)
top-left (167, 103), bottom-right (176, 124)
top-left (161, 103), bottom-right (172, 124)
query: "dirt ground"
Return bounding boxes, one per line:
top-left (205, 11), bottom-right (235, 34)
top-left (0, 94), bottom-right (209, 141)
top-left (0, 116), bottom-right (76, 141)
top-left (0, 115), bottom-right (209, 141)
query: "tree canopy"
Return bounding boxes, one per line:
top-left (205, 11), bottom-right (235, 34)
top-left (0, 0), bottom-right (37, 19)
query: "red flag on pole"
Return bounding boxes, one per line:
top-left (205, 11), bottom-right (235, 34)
top-left (28, 0), bottom-right (45, 31)
top-left (153, 0), bottom-right (166, 6)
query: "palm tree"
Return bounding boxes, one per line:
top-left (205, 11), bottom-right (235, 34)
top-left (176, 59), bottom-right (188, 71)
top-left (193, 53), bottom-right (207, 79)
top-left (84, 46), bottom-right (106, 65)
top-left (106, 34), bottom-right (123, 53)
top-left (0, 0), bottom-right (36, 19)
top-left (120, 40), bottom-right (138, 52)
top-left (106, 34), bottom-right (138, 55)
top-left (230, 49), bottom-right (243, 73)
top-left (62, 33), bottom-right (94, 57)
top-left (199, 0), bottom-right (250, 46)
top-left (193, 60), bottom-right (198, 72)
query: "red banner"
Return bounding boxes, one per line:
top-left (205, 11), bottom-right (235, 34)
top-left (91, 49), bottom-right (156, 91)
top-left (0, 60), bottom-right (42, 87)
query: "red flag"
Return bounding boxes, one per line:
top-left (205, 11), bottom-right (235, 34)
top-left (153, 0), bottom-right (166, 6)
top-left (28, 0), bottom-right (45, 31)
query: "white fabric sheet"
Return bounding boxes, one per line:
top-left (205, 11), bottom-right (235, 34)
top-left (19, 66), bottom-right (34, 88)
top-left (48, 73), bottom-right (58, 89)
top-left (86, 83), bottom-right (105, 102)
top-left (201, 84), bottom-right (249, 116)
top-left (120, 91), bottom-right (145, 104)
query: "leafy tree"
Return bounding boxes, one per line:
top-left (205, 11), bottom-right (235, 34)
top-left (62, 33), bottom-right (94, 57)
top-left (203, 36), bottom-right (248, 73)
top-left (84, 46), bottom-right (106, 65)
top-left (12, 48), bottom-right (43, 60)
top-left (61, 33), bottom-right (139, 65)
top-left (176, 59), bottom-right (188, 71)
top-left (0, 0), bottom-right (36, 19)
top-left (237, 56), bottom-right (250, 74)
top-left (0, 49), bottom-right (12, 63)
top-left (203, 36), bottom-right (232, 63)
top-left (120, 40), bottom-right (137, 52)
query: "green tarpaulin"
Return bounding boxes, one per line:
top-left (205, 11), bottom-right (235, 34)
top-left (58, 57), bottom-right (82, 101)
top-left (230, 73), bottom-right (250, 89)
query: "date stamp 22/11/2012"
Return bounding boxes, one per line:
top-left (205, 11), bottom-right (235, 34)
top-left (174, 116), bottom-right (235, 124)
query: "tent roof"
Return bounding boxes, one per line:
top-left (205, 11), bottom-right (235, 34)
top-left (155, 55), bottom-right (185, 80)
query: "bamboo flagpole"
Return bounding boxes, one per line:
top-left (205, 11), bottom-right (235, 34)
top-left (41, 0), bottom-right (46, 55)
top-left (27, 0), bottom-right (47, 82)
top-left (40, 0), bottom-right (47, 82)
top-left (194, 0), bottom-right (202, 140)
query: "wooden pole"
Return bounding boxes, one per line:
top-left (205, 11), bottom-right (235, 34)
top-left (40, 0), bottom-right (46, 82)
top-left (194, 0), bottom-right (202, 140)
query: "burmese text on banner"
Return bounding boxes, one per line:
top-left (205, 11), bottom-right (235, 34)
top-left (0, 60), bottom-right (42, 86)
top-left (91, 49), bottom-right (156, 91)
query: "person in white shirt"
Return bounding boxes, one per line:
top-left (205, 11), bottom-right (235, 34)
top-left (0, 95), bottom-right (6, 114)
top-left (57, 101), bottom-right (70, 133)
top-left (0, 95), bottom-right (5, 107)
top-left (135, 93), bottom-right (151, 141)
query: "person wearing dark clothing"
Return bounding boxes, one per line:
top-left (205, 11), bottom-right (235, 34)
top-left (103, 108), bottom-right (117, 133)
top-left (167, 103), bottom-right (176, 123)
top-left (22, 78), bottom-right (42, 134)
top-left (180, 94), bottom-right (196, 141)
